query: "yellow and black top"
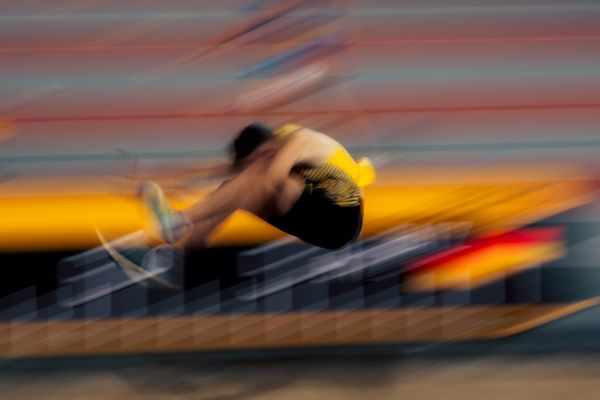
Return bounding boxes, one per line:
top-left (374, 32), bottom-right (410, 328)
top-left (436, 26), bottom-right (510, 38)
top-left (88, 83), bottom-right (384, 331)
top-left (274, 124), bottom-right (376, 207)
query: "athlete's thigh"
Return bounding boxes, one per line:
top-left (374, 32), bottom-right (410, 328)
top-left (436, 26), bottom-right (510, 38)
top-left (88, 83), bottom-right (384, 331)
top-left (245, 174), bottom-right (304, 220)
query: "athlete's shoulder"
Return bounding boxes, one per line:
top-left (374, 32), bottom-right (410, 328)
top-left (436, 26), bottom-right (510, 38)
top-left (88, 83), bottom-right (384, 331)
top-left (275, 123), bottom-right (338, 146)
top-left (274, 123), bottom-right (304, 140)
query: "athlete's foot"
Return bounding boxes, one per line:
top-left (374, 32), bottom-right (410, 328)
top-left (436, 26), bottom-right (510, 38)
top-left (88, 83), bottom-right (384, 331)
top-left (140, 181), bottom-right (186, 244)
top-left (141, 244), bottom-right (184, 290)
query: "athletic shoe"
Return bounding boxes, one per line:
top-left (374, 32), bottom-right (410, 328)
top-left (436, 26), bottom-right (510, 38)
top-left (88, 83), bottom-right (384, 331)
top-left (140, 181), bottom-right (183, 244)
top-left (141, 244), bottom-right (184, 290)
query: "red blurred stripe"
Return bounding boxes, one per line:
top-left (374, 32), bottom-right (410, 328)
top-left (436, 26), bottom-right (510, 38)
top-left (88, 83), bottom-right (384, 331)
top-left (409, 227), bottom-right (564, 271)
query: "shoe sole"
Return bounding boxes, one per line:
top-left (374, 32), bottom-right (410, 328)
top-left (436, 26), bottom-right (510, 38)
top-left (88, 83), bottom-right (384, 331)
top-left (96, 227), bottom-right (181, 290)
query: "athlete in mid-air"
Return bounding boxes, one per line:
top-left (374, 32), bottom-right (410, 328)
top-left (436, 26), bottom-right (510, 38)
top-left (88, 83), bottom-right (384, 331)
top-left (142, 123), bottom-right (376, 251)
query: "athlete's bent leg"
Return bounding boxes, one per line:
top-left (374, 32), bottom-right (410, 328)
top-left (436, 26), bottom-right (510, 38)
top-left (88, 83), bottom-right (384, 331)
top-left (143, 157), bottom-right (304, 244)
top-left (181, 174), bottom-right (304, 247)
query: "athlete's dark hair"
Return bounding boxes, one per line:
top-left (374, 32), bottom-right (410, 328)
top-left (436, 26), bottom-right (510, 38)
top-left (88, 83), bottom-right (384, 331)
top-left (230, 123), bottom-right (274, 166)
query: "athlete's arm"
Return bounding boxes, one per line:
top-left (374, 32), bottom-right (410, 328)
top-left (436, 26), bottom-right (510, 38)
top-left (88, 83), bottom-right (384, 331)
top-left (116, 161), bottom-right (232, 186)
top-left (264, 132), bottom-right (306, 185)
top-left (164, 162), bottom-right (232, 182)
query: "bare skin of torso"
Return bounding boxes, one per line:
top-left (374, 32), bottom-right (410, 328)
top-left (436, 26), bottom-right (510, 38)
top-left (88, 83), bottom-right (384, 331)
top-left (179, 128), bottom-right (341, 248)
top-left (242, 127), bottom-right (339, 216)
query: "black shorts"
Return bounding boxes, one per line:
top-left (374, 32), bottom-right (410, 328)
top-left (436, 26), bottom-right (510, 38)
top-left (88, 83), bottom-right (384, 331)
top-left (268, 186), bottom-right (363, 250)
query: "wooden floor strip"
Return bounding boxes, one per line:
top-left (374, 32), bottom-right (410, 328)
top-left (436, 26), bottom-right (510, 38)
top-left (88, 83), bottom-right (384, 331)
top-left (0, 299), bottom-right (597, 358)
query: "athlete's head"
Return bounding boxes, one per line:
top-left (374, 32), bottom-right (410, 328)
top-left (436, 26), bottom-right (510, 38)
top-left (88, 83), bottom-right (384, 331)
top-left (230, 123), bottom-right (274, 167)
